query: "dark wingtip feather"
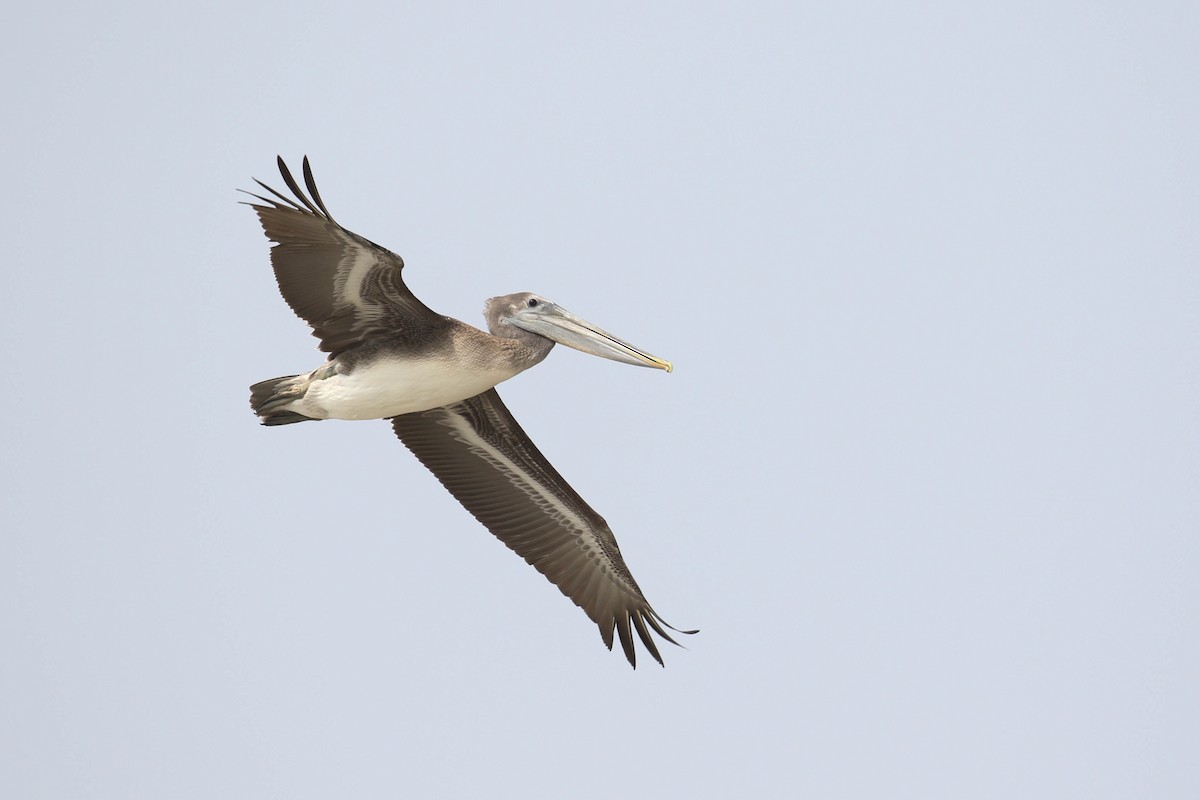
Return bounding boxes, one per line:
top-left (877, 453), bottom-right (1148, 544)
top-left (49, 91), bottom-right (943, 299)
top-left (615, 614), bottom-right (637, 668)
top-left (599, 618), bottom-right (615, 651)
top-left (632, 614), bottom-right (665, 668)
top-left (237, 182), bottom-right (305, 213)
top-left (275, 156), bottom-right (324, 217)
top-left (241, 157), bottom-right (339, 224)
top-left (643, 615), bottom-right (697, 651)
top-left (302, 156), bottom-right (336, 222)
top-left (651, 609), bottom-right (699, 637)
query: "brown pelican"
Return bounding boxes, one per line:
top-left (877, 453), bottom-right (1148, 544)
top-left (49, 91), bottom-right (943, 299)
top-left (244, 157), bottom-right (694, 667)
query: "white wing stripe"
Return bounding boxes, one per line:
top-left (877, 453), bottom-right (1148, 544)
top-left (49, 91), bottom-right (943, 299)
top-left (436, 409), bottom-right (599, 548)
top-left (332, 246), bottom-right (386, 325)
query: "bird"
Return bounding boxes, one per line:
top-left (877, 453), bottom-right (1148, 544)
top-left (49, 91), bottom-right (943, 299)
top-left (243, 156), bottom-right (694, 667)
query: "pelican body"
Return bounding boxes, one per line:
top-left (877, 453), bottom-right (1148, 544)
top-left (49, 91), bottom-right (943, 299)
top-left (244, 157), bottom-right (693, 667)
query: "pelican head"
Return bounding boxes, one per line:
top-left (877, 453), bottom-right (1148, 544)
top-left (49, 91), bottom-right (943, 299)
top-left (486, 292), bottom-right (673, 372)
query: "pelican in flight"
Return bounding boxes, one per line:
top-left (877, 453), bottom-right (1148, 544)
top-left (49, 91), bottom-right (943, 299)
top-left (244, 157), bottom-right (694, 667)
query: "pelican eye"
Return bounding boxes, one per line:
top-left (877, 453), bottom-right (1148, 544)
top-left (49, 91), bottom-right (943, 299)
top-left (527, 298), bottom-right (539, 307)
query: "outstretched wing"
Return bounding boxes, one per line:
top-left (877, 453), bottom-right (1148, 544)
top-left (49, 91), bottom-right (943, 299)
top-left (243, 156), bottom-right (445, 357)
top-left (390, 389), bottom-right (694, 668)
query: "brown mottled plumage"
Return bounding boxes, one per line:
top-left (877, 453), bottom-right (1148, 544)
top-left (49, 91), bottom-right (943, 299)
top-left (244, 157), bottom-right (693, 667)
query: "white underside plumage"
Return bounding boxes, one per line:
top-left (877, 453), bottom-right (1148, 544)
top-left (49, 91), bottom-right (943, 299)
top-left (285, 355), bottom-right (523, 420)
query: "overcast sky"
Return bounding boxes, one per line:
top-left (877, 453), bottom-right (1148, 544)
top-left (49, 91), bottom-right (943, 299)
top-left (3, 2), bottom-right (1197, 798)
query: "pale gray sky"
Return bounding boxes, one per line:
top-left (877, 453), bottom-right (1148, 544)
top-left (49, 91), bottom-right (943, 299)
top-left (3, 2), bottom-right (1197, 797)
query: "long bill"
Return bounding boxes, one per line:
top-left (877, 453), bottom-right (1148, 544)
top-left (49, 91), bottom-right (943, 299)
top-left (510, 302), bottom-right (673, 372)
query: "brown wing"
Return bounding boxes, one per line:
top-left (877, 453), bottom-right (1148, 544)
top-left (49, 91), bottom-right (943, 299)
top-left (390, 389), bottom-right (694, 667)
top-left (243, 156), bottom-right (446, 357)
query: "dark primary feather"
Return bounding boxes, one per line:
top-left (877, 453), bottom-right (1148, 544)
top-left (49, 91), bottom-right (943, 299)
top-left (242, 156), bottom-right (445, 357)
top-left (390, 389), bottom-right (695, 668)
